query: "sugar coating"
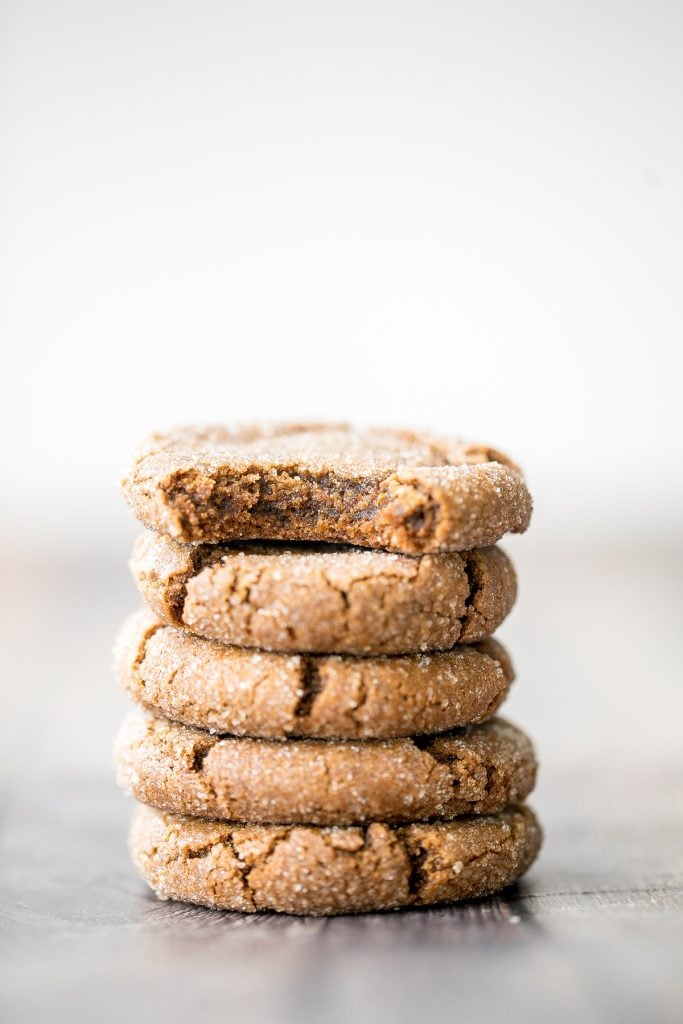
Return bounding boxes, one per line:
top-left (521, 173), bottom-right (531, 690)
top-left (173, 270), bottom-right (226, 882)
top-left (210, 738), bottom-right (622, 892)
top-left (120, 424), bottom-right (532, 552)
top-left (129, 803), bottom-right (542, 915)
top-left (114, 608), bottom-right (515, 739)
top-left (114, 709), bottom-right (537, 826)
top-left (130, 533), bottom-right (517, 655)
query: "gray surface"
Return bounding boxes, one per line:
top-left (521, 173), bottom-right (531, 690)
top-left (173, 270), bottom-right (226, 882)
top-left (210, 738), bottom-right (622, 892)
top-left (1, 545), bottom-right (682, 1023)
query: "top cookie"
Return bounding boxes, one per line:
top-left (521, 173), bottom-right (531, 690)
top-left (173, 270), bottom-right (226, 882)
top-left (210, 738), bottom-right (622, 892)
top-left (121, 424), bottom-right (532, 553)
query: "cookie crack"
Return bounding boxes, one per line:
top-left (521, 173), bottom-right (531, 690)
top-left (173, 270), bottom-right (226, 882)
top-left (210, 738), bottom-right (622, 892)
top-left (351, 675), bottom-right (369, 719)
top-left (128, 617), bottom-right (166, 687)
top-left (239, 830), bottom-right (295, 903)
top-left (186, 739), bottom-right (219, 804)
top-left (407, 734), bottom-right (499, 810)
top-left (295, 657), bottom-right (324, 718)
top-left (406, 841), bottom-right (429, 898)
top-left (172, 546), bottom-right (213, 623)
top-left (190, 745), bottom-right (210, 773)
top-left (483, 764), bottom-right (496, 795)
top-left (221, 831), bottom-right (256, 909)
top-left (185, 841), bottom-right (217, 860)
top-left (235, 563), bottom-right (266, 641)
top-left (459, 553), bottom-right (481, 631)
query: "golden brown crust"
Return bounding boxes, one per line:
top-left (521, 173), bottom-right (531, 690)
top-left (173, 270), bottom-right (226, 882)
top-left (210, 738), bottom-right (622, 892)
top-left (130, 533), bottom-right (517, 655)
top-left (114, 710), bottom-right (537, 826)
top-left (121, 424), bottom-right (532, 553)
top-left (114, 609), bottom-right (514, 739)
top-left (130, 803), bottom-right (542, 915)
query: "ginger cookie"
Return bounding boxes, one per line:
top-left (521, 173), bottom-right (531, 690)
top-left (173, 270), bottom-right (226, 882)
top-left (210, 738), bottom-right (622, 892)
top-left (121, 424), bottom-right (532, 553)
top-left (115, 609), bottom-right (514, 740)
top-left (131, 532), bottom-right (517, 655)
top-left (130, 803), bottom-right (541, 915)
top-left (114, 710), bottom-right (537, 826)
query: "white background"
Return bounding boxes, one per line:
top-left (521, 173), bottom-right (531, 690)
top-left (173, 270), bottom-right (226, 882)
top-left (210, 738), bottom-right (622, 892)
top-left (1, 0), bottom-right (682, 554)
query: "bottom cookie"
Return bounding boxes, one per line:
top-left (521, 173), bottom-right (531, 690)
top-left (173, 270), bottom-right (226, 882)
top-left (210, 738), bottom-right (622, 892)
top-left (130, 803), bottom-right (541, 916)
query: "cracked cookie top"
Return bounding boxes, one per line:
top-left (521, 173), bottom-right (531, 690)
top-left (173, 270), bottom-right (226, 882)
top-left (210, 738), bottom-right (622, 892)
top-left (129, 532), bottom-right (517, 655)
top-left (114, 608), bottom-right (514, 739)
top-left (114, 708), bottom-right (537, 826)
top-left (130, 803), bottom-right (542, 915)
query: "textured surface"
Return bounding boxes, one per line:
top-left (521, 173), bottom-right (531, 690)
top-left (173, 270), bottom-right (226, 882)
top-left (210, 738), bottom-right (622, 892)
top-left (2, 548), bottom-right (682, 1024)
top-left (130, 804), bottom-right (541, 915)
top-left (3, 768), bottom-right (682, 1024)
top-left (130, 533), bottom-right (517, 654)
top-left (115, 608), bottom-right (514, 739)
top-left (121, 424), bottom-right (532, 552)
top-left (114, 710), bottom-right (536, 825)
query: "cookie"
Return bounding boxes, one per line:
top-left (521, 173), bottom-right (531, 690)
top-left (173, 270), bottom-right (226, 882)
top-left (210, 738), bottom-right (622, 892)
top-left (115, 609), bottom-right (514, 739)
top-left (131, 533), bottom-right (517, 655)
top-left (114, 710), bottom-right (536, 825)
top-left (121, 424), bottom-right (532, 553)
top-left (130, 802), bottom-right (541, 915)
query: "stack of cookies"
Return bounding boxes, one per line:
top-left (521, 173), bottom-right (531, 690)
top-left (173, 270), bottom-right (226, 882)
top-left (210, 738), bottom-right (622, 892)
top-left (114, 425), bottom-right (541, 916)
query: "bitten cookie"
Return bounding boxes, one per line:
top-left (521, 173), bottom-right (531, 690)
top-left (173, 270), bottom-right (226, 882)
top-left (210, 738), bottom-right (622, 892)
top-left (131, 533), bottom-right (517, 655)
top-left (121, 424), bottom-right (532, 553)
top-left (114, 710), bottom-right (537, 826)
top-left (115, 609), bottom-right (514, 739)
top-left (131, 803), bottom-right (542, 915)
